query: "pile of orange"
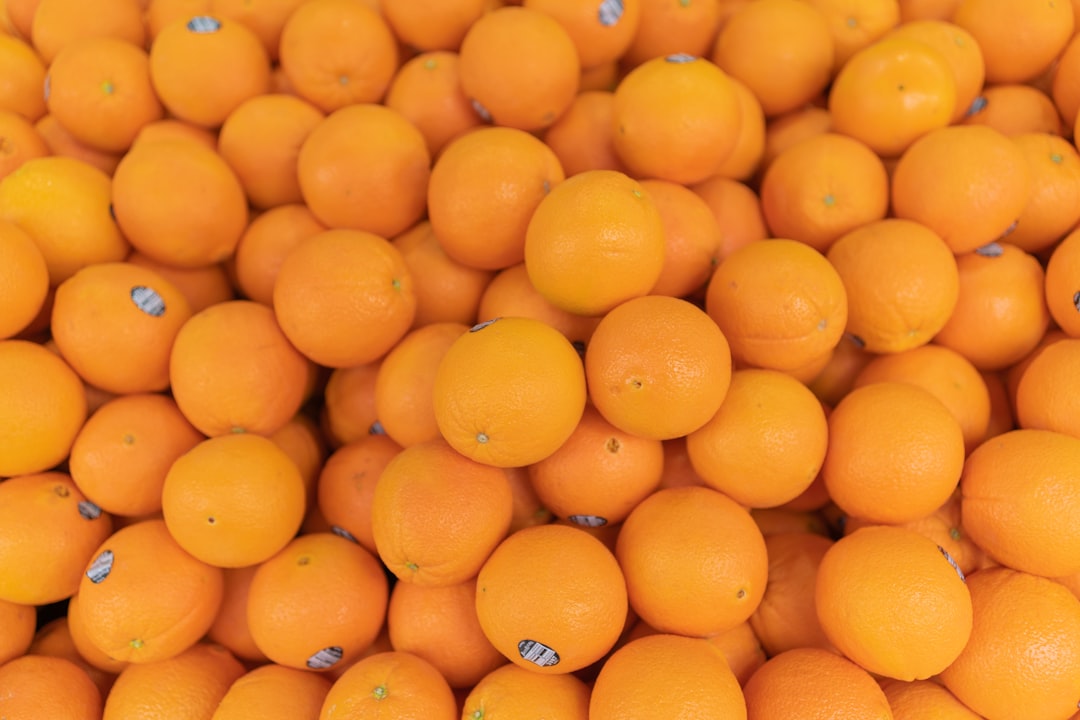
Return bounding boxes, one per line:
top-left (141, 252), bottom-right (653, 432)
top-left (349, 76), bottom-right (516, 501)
top-left (3, 0), bottom-right (1080, 718)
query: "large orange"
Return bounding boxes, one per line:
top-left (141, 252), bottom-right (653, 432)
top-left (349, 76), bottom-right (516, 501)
top-left (524, 0), bottom-right (641, 70)
top-left (460, 663), bottom-right (590, 720)
top-left (0, 655), bottom-right (103, 720)
top-left (317, 651), bottom-right (458, 720)
top-left (383, 51), bottom-right (484, 157)
top-left (952, 0), bottom-right (1075, 84)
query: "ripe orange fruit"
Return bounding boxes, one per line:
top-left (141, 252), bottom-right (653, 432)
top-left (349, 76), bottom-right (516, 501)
top-left (296, 103), bottom-right (430, 238)
top-left (29, 0), bottom-right (145, 65)
top-left (169, 300), bottom-right (313, 437)
top-left (612, 53), bottom-right (740, 184)
top-left (272, 229), bottom-right (417, 368)
top-left (427, 125), bottom-right (565, 271)
top-left (1007, 131), bottom-right (1080, 254)
top-left (0, 110), bottom-right (49, 182)
top-left (541, 90), bottom-right (628, 177)
top-left (318, 651), bottom-right (458, 720)
top-left (321, 362), bottom-right (381, 448)
top-left (1053, 33), bottom-right (1080, 131)
top-left (826, 218), bottom-right (959, 353)
top-left (1045, 227), bottom-right (1080, 337)
top-left (432, 316), bottom-right (587, 467)
top-left (933, 243), bottom-right (1051, 371)
top-left (27, 616), bottom-right (117, 698)
top-left (246, 532), bottom-right (389, 672)
top-left (205, 565), bottom-right (267, 664)
top-left (0, 598), bottom-right (35, 665)
top-left (637, 178), bottom-right (722, 299)
top-left (962, 428), bottom-right (1080, 578)
top-left (211, 663), bottom-right (333, 720)
top-left (741, 647), bottom-right (893, 720)
top-left (461, 662), bottom-right (590, 720)
top-left (617, 486), bottom-right (768, 636)
top-left (890, 125), bottom-right (1030, 255)
top-left (1015, 338), bottom-right (1080, 439)
top-left (879, 678), bottom-right (985, 720)
top-left (76, 519), bottom-right (224, 663)
top-left (381, 0), bottom-right (486, 52)
top-left (686, 368), bottom-right (828, 508)
top-left (126, 251), bottom-right (235, 314)
top-left (458, 6), bottom-right (580, 131)
top-left (0, 219), bottom-right (48, 340)
top-left (524, 0), bottom-right (641, 70)
top-left (475, 523), bottom-right (628, 673)
top-left (690, 174), bottom-right (769, 262)
top-left (476, 262), bottom-right (601, 347)
top-left (590, 634), bottom-right (747, 720)
top-left (952, 0), bottom-right (1075, 84)
top-left (51, 262), bottom-right (193, 395)
top-left (525, 169), bottom-right (666, 316)
top-left (712, 76), bottom-right (767, 182)
top-left (528, 404), bottom-right (664, 526)
top-left (964, 83), bottom-right (1064, 136)
top-left (34, 113), bottom-right (123, 176)
top-left (939, 566), bottom-right (1080, 720)
top-left (231, 203), bottom-right (326, 307)
top-left (620, 0), bottom-right (723, 68)
top-left (759, 104), bottom-right (833, 176)
top-left (0, 655), bottom-right (103, 720)
top-left (383, 51), bottom-right (484, 157)
top-left (711, 0), bottom-right (834, 117)
top-left (829, 37), bottom-right (957, 158)
top-left (316, 433), bottom-right (403, 555)
top-left (585, 295), bottom-right (732, 440)
top-left (0, 341), bottom-right (87, 477)
top-left (885, 19), bottom-right (985, 123)
top-left (705, 238), bottom-right (848, 372)
top-left (0, 34), bottom-right (47, 121)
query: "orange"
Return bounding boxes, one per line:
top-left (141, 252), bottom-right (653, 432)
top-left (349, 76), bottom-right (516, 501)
top-left (620, 0), bottom-right (723, 68)
top-left (149, 16), bottom-right (270, 128)
top-left (278, 0), bottom-right (399, 113)
top-left (961, 428), bottom-right (1080, 578)
top-left (826, 218), bottom-right (959, 353)
top-left (710, 76), bottom-right (766, 182)
top-left (0, 342), bottom-right (87, 477)
top-left (476, 262), bottom-right (600, 347)
top-left (373, 323), bottom-right (467, 448)
top-left (102, 642), bottom-right (245, 720)
top-left (75, 519), bottom-right (224, 663)
top-left (69, 393), bottom-right (204, 517)
top-left (1045, 226), bottom-right (1080, 337)
top-left (541, 90), bottom-right (628, 177)
top-left (232, 203), bottom-right (327, 307)
top-left (1015, 339), bottom-right (1080, 438)
top-left (270, 412), bottom-right (326, 501)
top-left (371, 437), bottom-right (513, 585)
top-left (524, 0), bottom-right (640, 70)
top-left (475, 523), bottom-right (628, 673)
top-left (899, 0), bottom-right (961, 20)
top-left (638, 178), bottom-right (722, 299)
top-left (272, 229), bottom-right (417, 368)
top-left (383, 51), bottom-right (485, 157)
top-left (741, 647), bottom-right (893, 720)
top-left (126, 252), bottom-right (235, 314)
top-left (169, 300), bottom-right (313, 437)
top-left (205, 565), bottom-right (268, 664)
top-left (0, 598), bottom-right (35, 665)
top-left (933, 243), bottom-right (1051, 371)
top-left (760, 133), bottom-right (889, 253)
top-left (317, 651), bottom-right (458, 720)
top-left (0, 219), bottom-right (48, 339)
top-left (27, 617), bottom-right (117, 698)
top-left (705, 238), bottom-right (849, 372)
top-left (749, 531), bottom-right (835, 657)
top-left (578, 58), bottom-right (620, 91)
top-left (1004, 328), bottom-right (1068, 412)
top-left (504, 465), bottom-right (555, 533)
top-left (964, 83), bottom-right (1064, 136)
top-left (211, 663), bottom-right (333, 720)
top-left (828, 37), bottom-right (957, 158)
top-left (63, 592), bottom-right (129, 676)
top-left (854, 344), bottom-right (991, 454)
top-left (0, 655), bottom-right (103, 720)
top-left (528, 404), bottom-right (663, 526)
top-left (953, 0), bottom-right (1074, 84)
top-left (1053, 34), bottom-right (1080, 132)
top-left (51, 262), bottom-right (193, 394)
top-left (611, 53), bottom-right (740, 184)
top-left (296, 103), bottom-right (430, 238)
top-left (207, 0), bottom-right (310, 61)
top-left (130, 116), bottom-right (218, 151)
top-left (690, 175), bottom-right (769, 262)
top-left (617, 486), bottom-right (768, 636)
top-left (111, 139), bottom-right (249, 268)
top-left (879, 678), bottom-right (984, 719)
top-left (0, 472), bottom-right (111, 605)
top-left (33, 114), bottom-right (123, 176)
top-left (217, 93), bottom-right (325, 210)
top-left (885, 19), bottom-right (985, 123)
top-left (804, 0), bottom-right (901, 71)
top-left (432, 316), bottom-right (587, 467)
top-left (759, 104), bottom-right (833, 177)
top-left (0, 155), bottom-right (128, 285)
top-left (460, 662), bottom-right (591, 720)
top-left (816, 525), bottom-right (972, 680)
top-left (321, 362), bottom-right (381, 448)
top-left (386, 577), bottom-right (506, 688)
top-left (247, 532), bottom-right (389, 672)
top-left (0, 34), bottom-right (47, 120)
top-left (161, 433), bottom-right (306, 568)
top-left (0, 109), bottom-right (49, 182)
top-left (458, 6), bottom-right (580, 131)
top-left (891, 126), bottom-right (1031, 255)
top-left (686, 368), bottom-right (828, 509)
top-left (391, 220), bottom-right (496, 328)
top-left (585, 295), bottom-right (731, 440)
top-left (427, 125), bottom-right (565, 271)
top-left (29, 0), bottom-right (145, 65)
top-left (1007, 132), bottom-right (1080, 254)
top-left (381, 0), bottom-right (487, 52)
top-left (824, 381), bottom-right (965, 524)
top-left (982, 368), bottom-right (1016, 441)
top-left (524, 169), bottom-right (665, 316)
top-left (44, 37), bottom-right (162, 155)
top-left (939, 566), bottom-right (1080, 720)
top-left (711, 0), bottom-right (834, 117)
top-left (590, 634), bottom-right (746, 720)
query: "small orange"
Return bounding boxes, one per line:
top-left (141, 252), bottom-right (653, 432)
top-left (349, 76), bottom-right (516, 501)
top-left (269, 411), bottom-right (326, 501)
top-left (458, 6), bottom-right (580, 131)
top-left (126, 252), bottom-right (235, 314)
top-left (371, 437), bottom-right (513, 585)
top-left (0, 34), bottom-right (47, 120)
top-left (0, 598), bottom-right (35, 665)
top-left (1016, 339), bottom-right (1080, 439)
top-left (611, 53), bottom-right (741, 185)
top-left (476, 262), bottom-right (601, 346)
top-left (475, 523), bottom-right (628, 673)
top-left (318, 651), bottom-right (458, 720)
top-left (1045, 226), bottom-right (1080, 337)
top-left (1053, 33), bottom-right (1080, 132)
top-left (952, 0), bottom-right (1075, 84)
top-left (759, 104), bottom-right (833, 177)
top-left (231, 203), bottom-right (327, 307)
top-left (205, 565), bottom-right (268, 664)
top-left (65, 592), bottom-right (128, 676)
top-left (616, 486), bottom-right (768, 637)
top-left (880, 678), bottom-right (987, 720)
top-left (0, 219), bottom-right (48, 339)
top-left (690, 175), bottom-right (769, 262)
top-left (321, 362), bottom-right (381, 448)
top-left (804, 0), bottom-right (901, 71)
top-left (34, 114), bottom-right (123, 176)
top-left (0, 655), bottom-right (103, 720)
top-left (29, 0), bottom-right (145, 65)
top-left (381, 0), bottom-right (487, 52)
top-left (816, 525), bottom-right (973, 680)
top-left (541, 90), bottom-right (628, 177)
top-left (524, 0), bottom-right (640, 70)
top-left (383, 51), bottom-right (484, 157)
top-left (211, 663), bottom-right (333, 720)
top-left (899, 0), bottom-right (962, 20)
top-left (0, 110), bottom-right (49, 182)
top-left (620, 0), bottom-right (723, 68)
top-left (206, 0), bottom-right (309, 61)
top-left (524, 169), bottom-right (666, 316)
top-left (1007, 132), bottom-right (1080, 254)
top-left (504, 465), bottom-right (555, 533)
top-left (885, 19), bottom-right (985, 123)
top-left (710, 76), bottom-right (767, 182)
top-left (27, 616), bottom-right (117, 698)
top-left (460, 663), bottom-right (590, 720)
top-left (963, 83), bottom-right (1064, 136)
top-left (638, 178), bottom-right (722, 299)
top-left (130, 116), bottom-right (218, 150)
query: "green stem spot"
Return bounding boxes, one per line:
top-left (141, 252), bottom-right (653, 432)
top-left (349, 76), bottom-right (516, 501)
top-left (1051, 153), bottom-right (1064, 164)
top-left (823, 193), bottom-right (837, 207)
top-left (372, 685), bottom-right (387, 700)
top-left (101, 80), bottom-right (114, 95)
top-left (477, 432), bottom-right (489, 444)
top-left (130, 638), bottom-right (144, 649)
